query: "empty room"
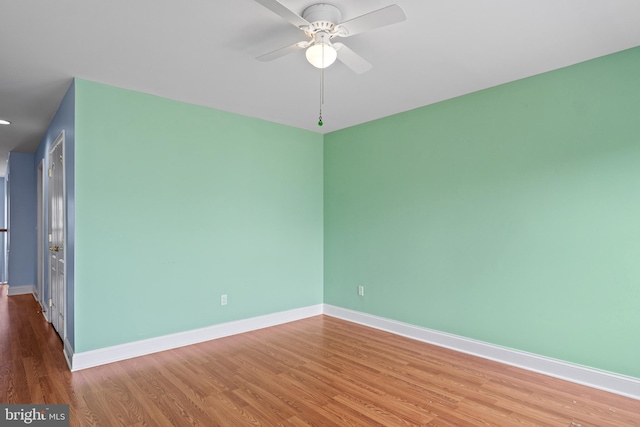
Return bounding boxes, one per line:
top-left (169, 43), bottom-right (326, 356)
top-left (1, 0), bottom-right (639, 425)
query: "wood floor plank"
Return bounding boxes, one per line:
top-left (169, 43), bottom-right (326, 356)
top-left (2, 286), bottom-right (639, 426)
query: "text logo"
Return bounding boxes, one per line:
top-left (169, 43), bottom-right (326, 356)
top-left (1, 405), bottom-right (69, 426)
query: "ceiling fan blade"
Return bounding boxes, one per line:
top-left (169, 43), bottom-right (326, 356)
top-left (335, 4), bottom-right (406, 37)
top-left (256, 42), bottom-right (307, 62)
top-left (334, 43), bottom-right (372, 74)
top-left (254, 0), bottom-right (310, 29)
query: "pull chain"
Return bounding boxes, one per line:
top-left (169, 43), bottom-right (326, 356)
top-left (318, 43), bottom-right (324, 127)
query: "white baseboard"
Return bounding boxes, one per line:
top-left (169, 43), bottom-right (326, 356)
top-left (323, 305), bottom-right (640, 401)
top-left (70, 304), bottom-right (324, 371)
top-left (7, 284), bottom-right (36, 296)
top-left (67, 302), bottom-right (640, 400)
top-left (63, 338), bottom-right (74, 370)
top-left (40, 300), bottom-right (50, 323)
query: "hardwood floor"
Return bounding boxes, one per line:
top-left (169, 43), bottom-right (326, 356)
top-left (2, 288), bottom-right (639, 426)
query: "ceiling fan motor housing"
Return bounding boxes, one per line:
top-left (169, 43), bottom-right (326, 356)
top-left (302, 3), bottom-right (342, 34)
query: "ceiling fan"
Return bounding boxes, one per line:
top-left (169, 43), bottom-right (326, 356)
top-left (255, 0), bottom-right (406, 74)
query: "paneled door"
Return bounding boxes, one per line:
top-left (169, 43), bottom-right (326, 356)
top-left (48, 132), bottom-right (65, 337)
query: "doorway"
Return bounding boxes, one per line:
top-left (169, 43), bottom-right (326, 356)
top-left (48, 131), bottom-right (66, 337)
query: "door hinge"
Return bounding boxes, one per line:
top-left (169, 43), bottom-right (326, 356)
top-left (48, 168), bottom-right (52, 177)
top-left (48, 298), bottom-right (52, 308)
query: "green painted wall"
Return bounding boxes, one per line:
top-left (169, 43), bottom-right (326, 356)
top-left (324, 47), bottom-right (640, 378)
top-left (74, 80), bottom-right (323, 352)
top-left (72, 48), bottom-right (640, 379)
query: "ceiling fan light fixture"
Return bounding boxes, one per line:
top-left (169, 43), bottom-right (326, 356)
top-left (306, 42), bottom-right (337, 68)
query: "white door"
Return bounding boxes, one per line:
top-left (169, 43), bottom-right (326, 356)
top-left (48, 132), bottom-right (65, 337)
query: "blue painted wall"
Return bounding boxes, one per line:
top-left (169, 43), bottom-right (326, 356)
top-left (34, 80), bottom-right (76, 350)
top-left (7, 153), bottom-right (37, 288)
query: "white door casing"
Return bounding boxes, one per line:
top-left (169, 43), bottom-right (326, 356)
top-left (48, 131), bottom-right (66, 337)
top-left (37, 161), bottom-right (45, 314)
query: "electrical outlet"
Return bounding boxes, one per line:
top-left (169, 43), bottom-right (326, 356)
top-left (221, 294), bottom-right (227, 306)
top-left (358, 285), bottom-right (364, 296)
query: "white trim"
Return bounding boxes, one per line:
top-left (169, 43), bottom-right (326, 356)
top-left (37, 159), bottom-right (45, 312)
top-left (70, 304), bottom-right (324, 371)
top-left (7, 284), bottom-right (36, 296)
top-left (323, 305), bottom-right (640, 400)
top-left (63, 338), bottom-right (73, 371)
top-left (66, 302), bottom-right (640, 400)
top-left (38, 298), bottom-right (50, 323)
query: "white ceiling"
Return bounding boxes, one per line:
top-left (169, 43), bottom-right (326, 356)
top-left (1, 0), bottom-right (639, 176)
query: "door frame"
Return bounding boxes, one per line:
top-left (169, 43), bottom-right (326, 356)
top-left (37, 160), bottom-right (46, 318)
top-left (48, 130), bottom-right (66, 338)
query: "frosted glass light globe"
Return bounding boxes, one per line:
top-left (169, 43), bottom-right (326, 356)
top-left (306, 43), bottom-right (337, 69)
